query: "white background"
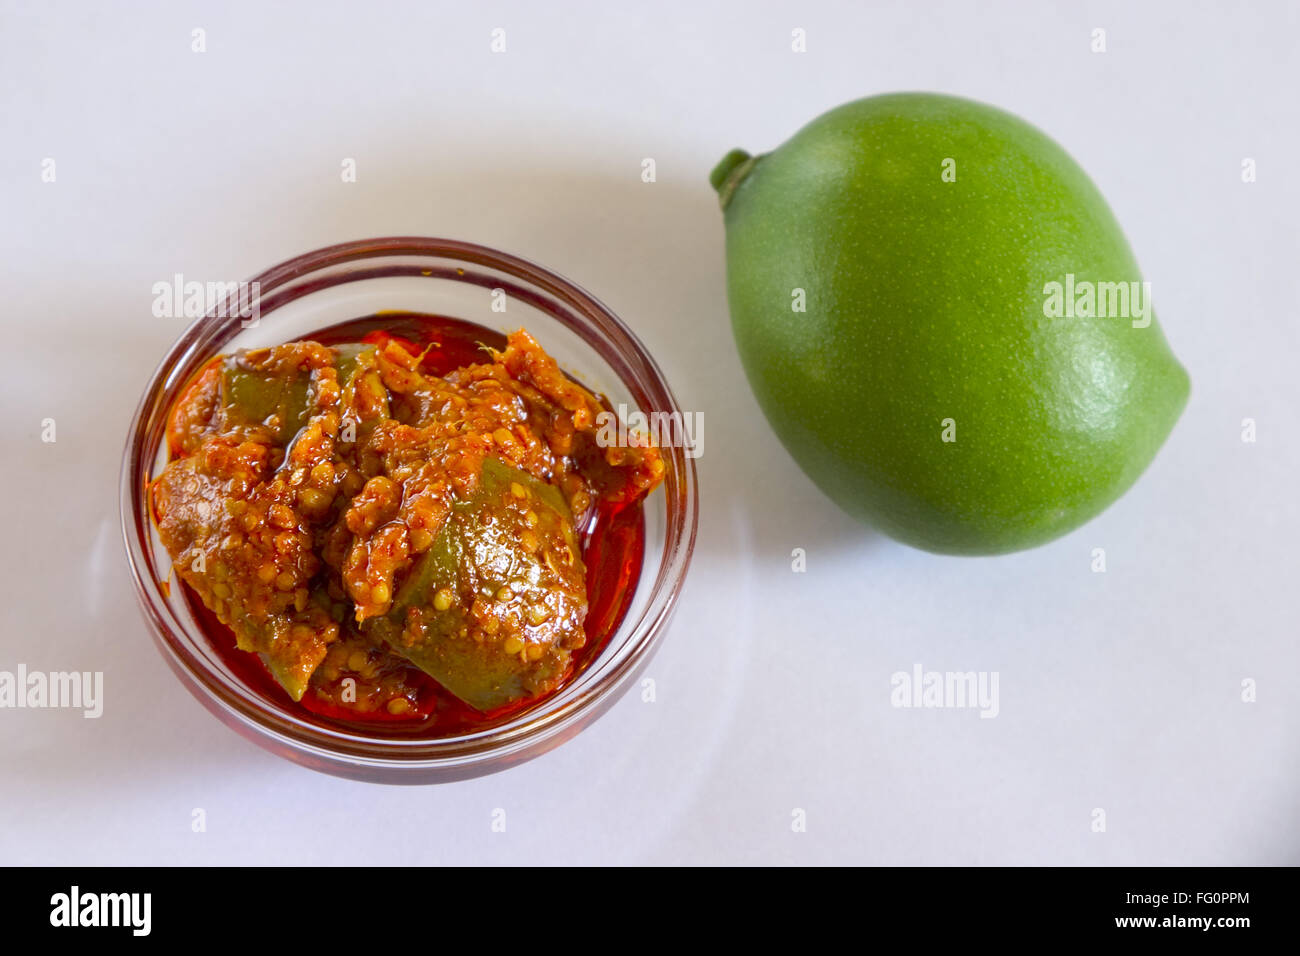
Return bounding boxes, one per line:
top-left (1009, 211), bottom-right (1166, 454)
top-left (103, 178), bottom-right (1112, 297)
top-left (1, 0), bottom-right (1297, 865)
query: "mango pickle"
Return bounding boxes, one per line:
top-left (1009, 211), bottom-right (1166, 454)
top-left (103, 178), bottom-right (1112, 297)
top-left (151, 327), bottom-right (664, 724)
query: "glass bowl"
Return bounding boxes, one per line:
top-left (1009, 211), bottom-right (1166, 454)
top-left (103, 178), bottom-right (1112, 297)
top-left (120, 237), bottom-right (698, 783)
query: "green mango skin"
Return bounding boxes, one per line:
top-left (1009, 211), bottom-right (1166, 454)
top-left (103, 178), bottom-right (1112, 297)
top-left (714, 93), bottom-right (1190, 555)
top-left (364, 457), bottom-right (586, 713)
top-left (221, 342), bottom-right (372, 446)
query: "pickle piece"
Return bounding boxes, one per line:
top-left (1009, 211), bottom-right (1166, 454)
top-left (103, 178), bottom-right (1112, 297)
top-left (337, 344), bottom-right (388, 443)
top-left (332, 342), bottom-right (369, 389)
top-left (151, 449), bottom-right (340, 703)
top-left (365, 457), bottom-right (588, 712)
top-left (257, 617), bottom-right (333, 702)
top-left (221, 357), bottom-right (310, 445)
top-left (221, 344), bottom-right (375, 445)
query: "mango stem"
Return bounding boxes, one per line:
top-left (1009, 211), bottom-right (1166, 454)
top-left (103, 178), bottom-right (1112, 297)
top-left (710, 149), bottom-right (759, 211)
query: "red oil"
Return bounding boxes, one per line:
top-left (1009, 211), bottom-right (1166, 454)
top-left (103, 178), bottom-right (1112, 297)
top-left (179, 313), bottom-right (647, 738)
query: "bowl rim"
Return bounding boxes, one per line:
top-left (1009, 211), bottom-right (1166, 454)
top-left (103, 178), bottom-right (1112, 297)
top-left (120, 236), bottom-right (698, 774)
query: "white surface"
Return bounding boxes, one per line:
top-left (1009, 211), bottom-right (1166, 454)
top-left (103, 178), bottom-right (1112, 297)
top-left (2, 0), bottom-right (1297, 865)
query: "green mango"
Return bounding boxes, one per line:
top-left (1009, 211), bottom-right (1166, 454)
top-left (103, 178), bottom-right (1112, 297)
top-left (712, 92), bottom-right (1190, 555)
